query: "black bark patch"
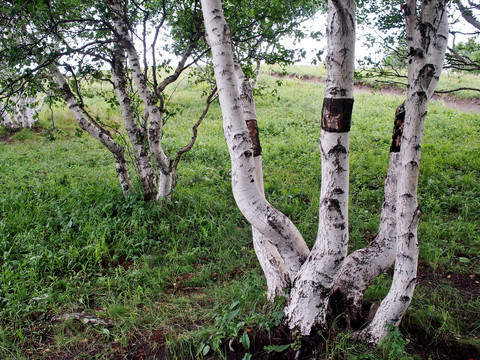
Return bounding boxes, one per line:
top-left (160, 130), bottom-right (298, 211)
top-left (321, 98), bottom-right (353, 133)
top-left (328, 144), bottom-right (347, 156)
top-left (390, 103), bottom-right (405, 153)
top-left (334, 223), bottom-right (346, 230)
top-left (246, 119), bottom-right (262, 157)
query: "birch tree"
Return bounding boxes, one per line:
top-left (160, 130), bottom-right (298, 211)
top-left (1, 0), bottom-right (319, 200)
top-left (201, 0), bottom-right (449, 346)
top-left (0, 92), bottom-right (45, 131)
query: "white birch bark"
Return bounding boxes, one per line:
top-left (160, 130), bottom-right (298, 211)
top-left (49, 64), bottom-right (132, 194)
top-left (233, 58), bottom-right (290, 299)
top-left (112, 48), bottom-right (157, 201)
top-left (360, 1), bottom-right (449, 344)
top-left (157, 172), bottom-right (173, 200)
top-left (332, 152), bottom-right (399, 313)
top-left (331, 103), bottom-right (405, 316)
top-left (0, 105), bottom-right (19, 130)
top-left (1, 94), bottom-right (44, 130)
top-left (201, 0), bottom-right (309, 279)
top-left (285, 0), bottom-right (356, 335)
top-left (107, 0), bottom-right (172, 199)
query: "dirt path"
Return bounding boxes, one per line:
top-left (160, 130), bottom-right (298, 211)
top-left (271, 72), bottom-right (480, 113)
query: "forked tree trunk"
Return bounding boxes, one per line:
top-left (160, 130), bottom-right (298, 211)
top-left (331, 104), bottom-right (404, 318)
top-left (50, 64), bottom-right (132, 194)
top-left (112, 47), bottom-right (157, 201)
top-left (285, 0), bottom-right (356, 334)
top-left (360, 0), bottom-right (449, 344)
top-left (202, 0), bottom-right (449, 347)
top-left (201, 0), bottom-right (309, 280)
top-left (107, 0), bottom-right (173, 200)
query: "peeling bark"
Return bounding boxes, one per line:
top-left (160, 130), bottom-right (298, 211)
top-left (361, 1), bottom-right (449, 344)
top-left (285, 0), bottom-right (356, 335)
top-left (201, 0), bottom-right (309, 279)
top-left (112, 46), bottom-right (157, 201)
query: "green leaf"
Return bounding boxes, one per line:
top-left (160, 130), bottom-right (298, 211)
top-left (264, 343), bottom-right (292, 353)
top-left (202, 344), bottom-right (210, 356)
top-left (240, 331), bottom-right (250, 350)
top-left (224, 309), bottom-right (240, 323)
top-left (229, 301), bottom-right (240, 309)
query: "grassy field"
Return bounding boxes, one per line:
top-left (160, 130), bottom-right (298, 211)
top-left (0, 68), bottom-right (479, 359)
top-left (267, 64), bottom-right (480, 99)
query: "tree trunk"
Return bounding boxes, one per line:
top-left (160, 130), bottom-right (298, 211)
top-left (156, 171), bottom-right (173, 200)
top-left (0, 105), bottom-right (19, 130)
top-left (112, 47), bottom-right (157, 201)
top-left (331, 104), bottom-right (404, 318)
top-left (1, 94), bottom-right (44, 130)
top-left (107, 0), bottom-right (172, 200)
top-left (285, 0), bottom-right (356, 335)
top-left (360, 1), bottom-right (449, 344)
top-left (233, 58), bottom-right (290, 299)
top-left (49, 64), bottom-right (132, 195)
top-left (200, 0), bottom-right (309, 280)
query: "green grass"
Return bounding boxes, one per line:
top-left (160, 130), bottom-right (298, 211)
top-left (269, 64), bottom-right (480, 100)
top-left (0, 68), bottom-right (479, 359)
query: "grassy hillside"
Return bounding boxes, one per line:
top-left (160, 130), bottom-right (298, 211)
top-left (0, 68), bottom-right (478, 359)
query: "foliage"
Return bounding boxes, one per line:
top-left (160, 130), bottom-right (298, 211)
top-left (447, 36), bottom-right (480, 73)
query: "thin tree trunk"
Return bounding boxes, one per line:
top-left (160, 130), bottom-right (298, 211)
top-left (331, 104), bottom-right (404, 319)
top-left (49, 64), bottom-right (132, 194)
top-left (200, 0), bottom-right (309, 279)
top-left (1, 94), bottom-right (44, 130)
top-left (285, 0), bottom-right (356, 335)
top-left (107, 0), bottom-right (172, 199)
top-left (360, 1), bottom-right (448, 344)
top-left (112, 47), bottom-right (157, 201)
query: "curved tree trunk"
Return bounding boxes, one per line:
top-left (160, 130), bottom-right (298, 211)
top-left (233, 58), bottom-right (290, 299)
top-left (285, 0), bottom-right (356, 335)
top-left (360, 1), bottom-right (449, 344)
top-left (50, 64), bottom-right (132, 195)
top-left (200, 0), bottom-right (309, 280)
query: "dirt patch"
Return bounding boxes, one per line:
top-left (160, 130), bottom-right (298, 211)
top-left (210, 324), bottom-right (478, 360)
top-left (402, 322), bottom-right (479, 360)
top-left (417, 262), bottom-right (480, 302)
top-left (0, 131), bottom-right (16, 143)
top-left (100, 254), bottom-right (135, 273)
top-left (270, 71), bottom-right (480, 113)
